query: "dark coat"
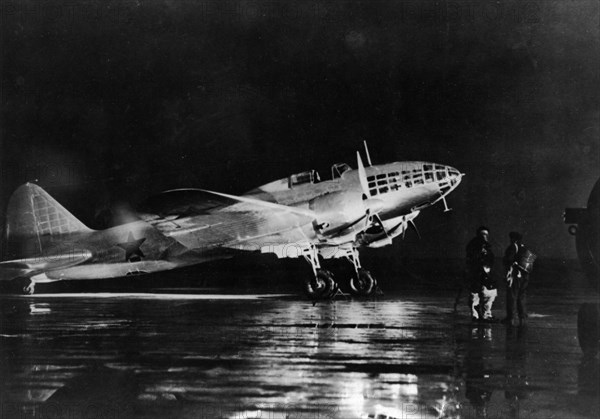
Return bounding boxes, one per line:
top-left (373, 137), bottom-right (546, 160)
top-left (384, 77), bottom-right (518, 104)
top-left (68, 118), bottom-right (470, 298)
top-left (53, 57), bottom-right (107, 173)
top-left (504, 242), bottom-right (521, 269)
top-left (466, 236), bottom-right (494, 269)
top-left (466, 236), bottom-right (496, 290)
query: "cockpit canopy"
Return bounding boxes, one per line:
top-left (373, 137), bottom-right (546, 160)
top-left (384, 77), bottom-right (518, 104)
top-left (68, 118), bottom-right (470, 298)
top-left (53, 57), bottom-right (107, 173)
top-left (331, 163), bottom-right (352, 179)
top-left (289, 163), bottom-right (352, 188)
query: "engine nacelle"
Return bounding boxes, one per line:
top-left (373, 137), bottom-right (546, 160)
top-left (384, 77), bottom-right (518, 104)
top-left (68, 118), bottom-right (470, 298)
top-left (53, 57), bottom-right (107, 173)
top-left (356, 212), bottom-right (420, 248)
top-left (309, 191), bottom-right (366, 237)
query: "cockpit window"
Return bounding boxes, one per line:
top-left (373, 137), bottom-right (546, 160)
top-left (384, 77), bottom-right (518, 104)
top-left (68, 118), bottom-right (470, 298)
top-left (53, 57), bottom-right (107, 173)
top-left (368, 170), bottom-right (407, 195)
top-left (331, 163), bottom-right (352, 179)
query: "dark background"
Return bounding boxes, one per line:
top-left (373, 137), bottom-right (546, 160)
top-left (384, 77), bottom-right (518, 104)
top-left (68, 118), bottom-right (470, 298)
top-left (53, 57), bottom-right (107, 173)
top-left (1, 0), bottom-right (598, 260)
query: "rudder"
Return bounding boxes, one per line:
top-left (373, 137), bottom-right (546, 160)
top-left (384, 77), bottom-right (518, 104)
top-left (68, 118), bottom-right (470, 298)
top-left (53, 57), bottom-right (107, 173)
top-left (5, 183), bottom-right (92, 258)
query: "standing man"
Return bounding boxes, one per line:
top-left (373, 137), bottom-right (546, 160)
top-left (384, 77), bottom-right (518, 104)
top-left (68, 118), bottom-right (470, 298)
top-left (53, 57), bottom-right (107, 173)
top-left (503, 232), bottom-right (533, 326)
top-left (466, 226), bottom-right (497, 322)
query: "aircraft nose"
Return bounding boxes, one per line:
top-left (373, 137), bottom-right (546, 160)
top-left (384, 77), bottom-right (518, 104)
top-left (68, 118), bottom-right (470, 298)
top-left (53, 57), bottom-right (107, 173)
top-left (437, 165), bottom-right (463, 196)
top-left (446, 166), bottom-right (463, 186)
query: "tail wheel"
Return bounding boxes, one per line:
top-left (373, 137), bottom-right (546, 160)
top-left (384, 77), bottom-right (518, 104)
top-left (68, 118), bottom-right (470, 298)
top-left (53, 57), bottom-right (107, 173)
top-left (304, 269), bottom-right (336, 300)
top-left (578, 303), bottom-right (600, 356)
top-left (9, 277), bottom-right (35, 295)
top-left (24, 282), bottom-right (35, 295)
top-left (350, 268), bottom-right (376, 296)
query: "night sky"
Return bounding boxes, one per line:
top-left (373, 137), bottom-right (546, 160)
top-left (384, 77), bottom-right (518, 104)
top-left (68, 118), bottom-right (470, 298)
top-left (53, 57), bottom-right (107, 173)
top-left (1, 0), bottom-right (598, 260)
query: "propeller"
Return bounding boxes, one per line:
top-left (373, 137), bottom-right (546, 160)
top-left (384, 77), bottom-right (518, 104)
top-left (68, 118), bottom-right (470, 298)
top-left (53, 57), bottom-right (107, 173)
top-left (370, 213), bottom-right (391, 240)
top-left (408, 219), bottom-right (421, 240)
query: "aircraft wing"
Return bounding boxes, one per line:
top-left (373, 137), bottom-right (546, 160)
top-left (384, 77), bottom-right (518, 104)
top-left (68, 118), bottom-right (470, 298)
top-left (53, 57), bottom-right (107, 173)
top-left (138, 188), bottom-right (314, 219)
top-left (140, 190), bottom-right (317, 251)
top-left (137, 189), bottom-right (234, 218)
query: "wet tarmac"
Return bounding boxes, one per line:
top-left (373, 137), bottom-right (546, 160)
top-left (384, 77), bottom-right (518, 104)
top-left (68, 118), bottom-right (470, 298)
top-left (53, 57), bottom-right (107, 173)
top-left (1, 269), bottom-right (599, 419)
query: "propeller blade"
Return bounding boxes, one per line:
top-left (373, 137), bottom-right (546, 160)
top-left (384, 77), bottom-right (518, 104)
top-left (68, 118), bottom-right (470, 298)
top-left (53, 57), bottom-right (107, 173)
top-left (372, 213), bottom-right (388, 236)
top-left (357, 151), bottom-right (371, 198)
top-left (409, 220), bottom-right (421, 240)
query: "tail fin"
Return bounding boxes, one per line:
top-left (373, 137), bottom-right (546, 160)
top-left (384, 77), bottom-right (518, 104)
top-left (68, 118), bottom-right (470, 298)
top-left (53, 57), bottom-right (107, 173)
top-left (5, 183), bottom-right (92, 259)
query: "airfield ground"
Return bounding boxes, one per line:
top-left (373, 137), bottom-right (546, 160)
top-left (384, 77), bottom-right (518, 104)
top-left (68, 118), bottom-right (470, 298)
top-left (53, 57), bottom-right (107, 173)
top-left (0, 259), bottom-right (598, 419)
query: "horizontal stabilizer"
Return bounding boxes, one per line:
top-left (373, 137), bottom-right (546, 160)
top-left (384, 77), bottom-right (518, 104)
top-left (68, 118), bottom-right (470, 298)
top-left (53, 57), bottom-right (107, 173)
top-left (0, 251), bottom-right (92, 271)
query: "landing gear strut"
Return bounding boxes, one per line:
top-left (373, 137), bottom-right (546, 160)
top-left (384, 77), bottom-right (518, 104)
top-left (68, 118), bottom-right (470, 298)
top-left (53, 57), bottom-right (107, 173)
top-left (342, 247), bottom-right (379, 297)
top-left (302, 244), bottom-right (338, 300)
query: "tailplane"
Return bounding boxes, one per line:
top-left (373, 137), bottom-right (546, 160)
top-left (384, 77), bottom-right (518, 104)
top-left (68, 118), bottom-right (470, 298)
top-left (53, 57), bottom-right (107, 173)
top-left (5, 183), bottom-right (92, 259)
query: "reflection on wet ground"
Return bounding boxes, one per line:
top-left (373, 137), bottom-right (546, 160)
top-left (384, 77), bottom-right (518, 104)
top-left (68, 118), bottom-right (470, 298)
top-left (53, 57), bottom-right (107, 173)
top-left (1, 284), bottom-right (598, 418)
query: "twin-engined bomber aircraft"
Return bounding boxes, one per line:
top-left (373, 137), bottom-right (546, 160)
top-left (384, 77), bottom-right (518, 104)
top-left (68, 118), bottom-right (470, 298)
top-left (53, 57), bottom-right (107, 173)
top-left (0, 143), bottom-right (463, 298)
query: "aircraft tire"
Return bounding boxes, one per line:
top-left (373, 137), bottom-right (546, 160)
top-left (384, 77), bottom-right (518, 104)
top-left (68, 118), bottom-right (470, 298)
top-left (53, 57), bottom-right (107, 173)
top-left (305, 270), bottom-right (336, 300)
top-left (578, 303), bottom-right (599, 356)
top-left (350, 269), bottom-right (376, 296)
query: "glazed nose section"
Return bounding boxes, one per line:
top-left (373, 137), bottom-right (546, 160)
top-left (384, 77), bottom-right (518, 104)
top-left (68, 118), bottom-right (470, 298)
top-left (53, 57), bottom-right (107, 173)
top-left (446, 166), bottom-right (462, 186)
top-left (437, 165), bottom-right (463, 196)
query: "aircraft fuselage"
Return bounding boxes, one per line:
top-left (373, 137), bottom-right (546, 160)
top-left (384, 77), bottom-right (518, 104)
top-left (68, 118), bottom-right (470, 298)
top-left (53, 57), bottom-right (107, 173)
top-left (246, 161), bottom-right (462, 228)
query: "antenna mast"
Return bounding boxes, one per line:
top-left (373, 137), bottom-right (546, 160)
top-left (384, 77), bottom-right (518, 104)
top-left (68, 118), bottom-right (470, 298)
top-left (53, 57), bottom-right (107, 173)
top-left (363, 140), bottom-right (373, 166)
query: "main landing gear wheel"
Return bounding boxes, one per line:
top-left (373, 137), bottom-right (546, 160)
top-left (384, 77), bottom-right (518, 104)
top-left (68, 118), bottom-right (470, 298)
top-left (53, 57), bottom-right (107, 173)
top-left (304, 269), bottom-right (337, 300)
top-left (350, 268), bottom-right (377, 296)
top-left (301, 244), bottom-right (339, 300)
top-left (577, 303), bottom-right (599, 356)
top-left (340, 246), bottom-right (381, 297)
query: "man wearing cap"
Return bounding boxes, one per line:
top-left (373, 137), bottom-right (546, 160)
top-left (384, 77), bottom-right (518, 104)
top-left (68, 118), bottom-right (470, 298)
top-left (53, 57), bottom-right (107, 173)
top-left (466, 226), bottom-right (497, 322)
top-left (503, 232), bottom-right (530, 326)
